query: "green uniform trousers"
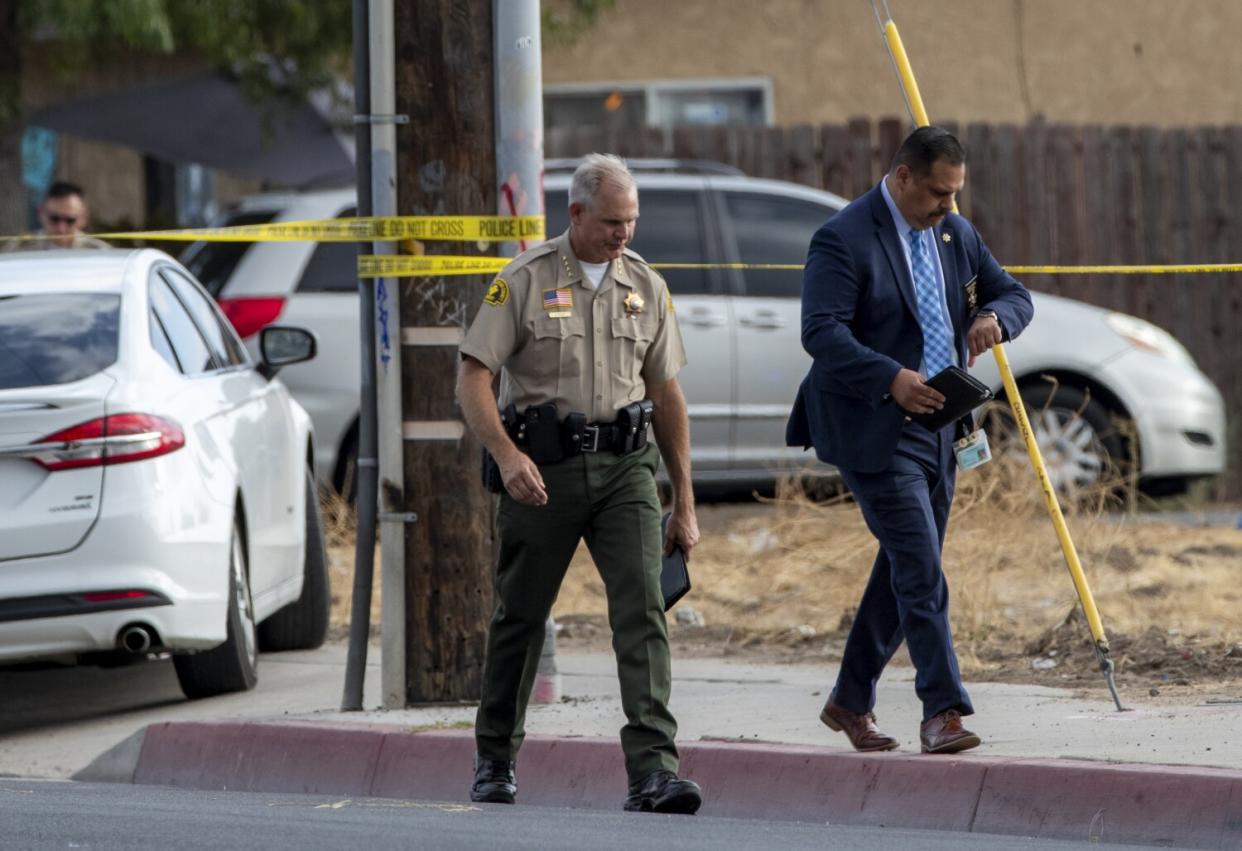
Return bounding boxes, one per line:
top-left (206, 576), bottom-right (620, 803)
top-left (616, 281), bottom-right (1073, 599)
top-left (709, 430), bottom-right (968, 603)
top-left (474, 442), bottom-right (679, 783)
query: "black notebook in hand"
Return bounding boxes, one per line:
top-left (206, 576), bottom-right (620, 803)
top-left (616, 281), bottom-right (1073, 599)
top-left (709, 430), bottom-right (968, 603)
top-left (909, 365), bottom-right (994, 432)
top-left (659, 512), bottom-right (691, 612)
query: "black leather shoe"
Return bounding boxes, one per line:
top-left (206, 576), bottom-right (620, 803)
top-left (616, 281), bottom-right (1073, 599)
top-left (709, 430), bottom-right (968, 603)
top-left (470, 755), bottom-right (516, 804)
top-left (622, 769), bottom-right (702, 814)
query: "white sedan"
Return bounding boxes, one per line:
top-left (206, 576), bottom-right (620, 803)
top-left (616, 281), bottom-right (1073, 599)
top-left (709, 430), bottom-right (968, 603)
top-left (0, 249), bottom-right (328, 699)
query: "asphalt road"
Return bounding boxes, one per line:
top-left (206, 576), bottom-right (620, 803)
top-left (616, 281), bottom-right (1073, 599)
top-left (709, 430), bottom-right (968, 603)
top-left (0, 778), bottom-right (1164, 851)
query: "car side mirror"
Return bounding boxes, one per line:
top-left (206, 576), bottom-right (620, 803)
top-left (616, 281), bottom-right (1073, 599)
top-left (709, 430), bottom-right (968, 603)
top-left (258, 325), bottom-right (317, 380)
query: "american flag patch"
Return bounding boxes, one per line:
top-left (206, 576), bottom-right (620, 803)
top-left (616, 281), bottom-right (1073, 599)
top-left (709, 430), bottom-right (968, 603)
top-left (542, 288), bottom-right (573, 310)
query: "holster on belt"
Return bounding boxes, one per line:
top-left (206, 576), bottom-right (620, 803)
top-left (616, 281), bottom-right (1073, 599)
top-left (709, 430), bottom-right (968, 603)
top-left (522, 402), bottom-right (563, 464)
top-left (480, 403), bottom-right (518, 493)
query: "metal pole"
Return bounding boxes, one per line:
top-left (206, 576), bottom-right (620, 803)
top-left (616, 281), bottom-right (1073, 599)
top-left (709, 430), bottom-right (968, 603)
top-left (367, 0), bottom-right (408, 711)
top-left (493, 0), bottom-right (558, 704)
top-left (342, 0), bottom-right (380, 711)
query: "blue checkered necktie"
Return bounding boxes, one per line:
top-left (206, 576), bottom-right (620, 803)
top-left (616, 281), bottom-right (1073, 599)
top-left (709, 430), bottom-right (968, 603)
top-left (907, 228), bottom-right (955, 376)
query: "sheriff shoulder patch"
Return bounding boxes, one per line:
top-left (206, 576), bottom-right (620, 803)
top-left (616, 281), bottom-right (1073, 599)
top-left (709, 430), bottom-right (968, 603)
top-left (484, 278), bottom-right (509, 306)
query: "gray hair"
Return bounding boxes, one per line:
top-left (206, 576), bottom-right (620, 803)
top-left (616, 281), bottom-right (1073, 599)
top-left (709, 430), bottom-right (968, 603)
top-left (568, 153), bottom-right (635, 209)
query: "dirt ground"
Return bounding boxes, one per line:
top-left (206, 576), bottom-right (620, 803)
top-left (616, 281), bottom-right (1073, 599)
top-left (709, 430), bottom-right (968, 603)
top-left (325, 462), bottom-right (1242, 705)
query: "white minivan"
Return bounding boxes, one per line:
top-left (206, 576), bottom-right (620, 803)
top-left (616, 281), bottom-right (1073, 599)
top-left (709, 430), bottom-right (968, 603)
top-left (182, 162), bottom-right (1226, 497)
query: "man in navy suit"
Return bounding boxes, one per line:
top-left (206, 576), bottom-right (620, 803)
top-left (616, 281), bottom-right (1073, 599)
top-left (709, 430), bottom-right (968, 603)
top-left (787, 126), bottom-right (1033, 754)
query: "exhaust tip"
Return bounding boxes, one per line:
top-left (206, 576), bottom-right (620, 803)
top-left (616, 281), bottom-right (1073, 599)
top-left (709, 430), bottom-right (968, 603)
top-left (118, 624), bottom-right (157, 654)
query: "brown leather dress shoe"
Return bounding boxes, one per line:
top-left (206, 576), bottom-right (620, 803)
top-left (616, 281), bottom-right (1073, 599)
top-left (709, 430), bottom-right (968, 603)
top-left (819, 700), bottom-right (899, 752)
top-left (920, 710), bottom-right (982, 754)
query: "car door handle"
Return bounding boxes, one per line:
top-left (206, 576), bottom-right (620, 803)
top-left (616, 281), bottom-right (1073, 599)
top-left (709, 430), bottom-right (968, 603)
top-left (683, 310), bottom-right (727, 328)
top-left (739, 311), bottom-right (787, 329)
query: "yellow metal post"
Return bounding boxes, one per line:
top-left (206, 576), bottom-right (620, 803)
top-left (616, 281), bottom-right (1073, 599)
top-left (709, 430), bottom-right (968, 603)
top-left (872, 3), bottom-right (1123, 710)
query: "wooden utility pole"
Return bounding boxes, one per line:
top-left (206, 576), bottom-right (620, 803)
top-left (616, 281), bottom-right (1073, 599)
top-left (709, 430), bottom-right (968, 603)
top-left (0, 0), bottom-right (24, 237)
top-left (392, 0), bottom-right (496, 702)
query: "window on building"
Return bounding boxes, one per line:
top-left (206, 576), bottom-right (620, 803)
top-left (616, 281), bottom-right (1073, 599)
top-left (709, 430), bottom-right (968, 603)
top-left (544, 79), bottom-right (772, 134)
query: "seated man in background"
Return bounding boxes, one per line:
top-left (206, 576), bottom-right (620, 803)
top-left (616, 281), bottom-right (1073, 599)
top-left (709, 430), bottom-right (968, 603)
top-left (13, 181), bottom-right (109, 250)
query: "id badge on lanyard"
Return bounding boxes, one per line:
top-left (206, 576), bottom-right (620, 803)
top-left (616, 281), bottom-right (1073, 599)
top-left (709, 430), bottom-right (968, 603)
top-left (954, 429), bottom-right (992, 470)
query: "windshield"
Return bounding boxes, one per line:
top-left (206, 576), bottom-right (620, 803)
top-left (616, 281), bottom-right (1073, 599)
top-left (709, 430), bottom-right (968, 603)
top-left (0, 293), bottom-right (121, 389)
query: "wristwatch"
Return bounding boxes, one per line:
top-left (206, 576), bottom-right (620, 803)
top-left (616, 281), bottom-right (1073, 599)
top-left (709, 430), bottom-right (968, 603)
top-left (976, 309), bottom-right (999, 322)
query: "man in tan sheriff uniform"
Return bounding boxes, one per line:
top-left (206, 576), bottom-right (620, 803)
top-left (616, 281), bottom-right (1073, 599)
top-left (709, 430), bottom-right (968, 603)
top-left (456, 153), bottom-right (702, 814)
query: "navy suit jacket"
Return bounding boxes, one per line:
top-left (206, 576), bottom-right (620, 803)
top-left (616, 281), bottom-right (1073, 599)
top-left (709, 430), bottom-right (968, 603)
top-left (786, 183), bottom-right (1034, 473)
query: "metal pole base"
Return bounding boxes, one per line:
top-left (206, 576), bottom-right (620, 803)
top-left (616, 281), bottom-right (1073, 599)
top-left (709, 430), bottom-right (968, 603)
top-left (531, 616), bottom-right (561, 704)
top-left (1095, 642), bottom-right (1127, 712)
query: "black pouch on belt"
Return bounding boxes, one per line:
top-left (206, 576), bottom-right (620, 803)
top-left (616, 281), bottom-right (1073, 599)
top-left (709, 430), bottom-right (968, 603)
top-left (524, 402), bottom-right (564, 464)
top-left (613, 400), bottom-right (655, 453)
top-left (560, 411), bottom-right (587, 457)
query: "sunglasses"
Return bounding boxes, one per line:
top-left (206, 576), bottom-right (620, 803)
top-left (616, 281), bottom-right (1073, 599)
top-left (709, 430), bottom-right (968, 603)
top-left (46, 213), bottom-right (79, 226)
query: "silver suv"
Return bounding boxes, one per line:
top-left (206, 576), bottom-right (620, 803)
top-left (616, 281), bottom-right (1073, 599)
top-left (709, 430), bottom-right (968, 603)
top-left (183, 162), bottom-right (1225, 496)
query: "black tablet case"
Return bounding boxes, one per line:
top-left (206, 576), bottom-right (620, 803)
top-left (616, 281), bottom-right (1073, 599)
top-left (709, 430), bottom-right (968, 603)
top-left (659, 512), bottom-right (691, 611)
top-left (909, 365), bottom-right (994, 432)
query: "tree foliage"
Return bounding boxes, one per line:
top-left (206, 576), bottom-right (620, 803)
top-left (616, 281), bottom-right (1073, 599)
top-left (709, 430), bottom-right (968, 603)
top-left (21, 0), bottom-right (353, 102)
top-left (541, 0), bottom-right (617, 47)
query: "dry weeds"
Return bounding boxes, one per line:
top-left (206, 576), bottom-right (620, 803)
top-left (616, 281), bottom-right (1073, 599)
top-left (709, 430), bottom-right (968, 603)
top-left (553, 457), bottom-right (1242, 690)
top-left (320, 463), bottom-right (1242, 692)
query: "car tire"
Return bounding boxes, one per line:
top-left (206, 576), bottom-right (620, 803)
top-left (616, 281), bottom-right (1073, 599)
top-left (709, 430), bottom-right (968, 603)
top-left (334, 429), bottom-right (358, 503)
top-left (258, 470), bottom-right (331, 652)
top-left (985, 383), bottom-right (1131, 494)
top-left (173, 519), bottom-right (259, 699)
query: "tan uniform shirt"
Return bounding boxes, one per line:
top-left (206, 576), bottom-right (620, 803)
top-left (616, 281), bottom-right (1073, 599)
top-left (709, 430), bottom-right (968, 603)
top-left (460, 231), bottom-right (687, 423)
top-left (1, 232), bottom-right (110, 252)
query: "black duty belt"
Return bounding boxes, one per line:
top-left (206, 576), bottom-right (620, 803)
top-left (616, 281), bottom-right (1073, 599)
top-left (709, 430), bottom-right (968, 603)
top-left (502, 401), bottom-right (653, 464)
top-left (573, 422), bottom-right (625, 454)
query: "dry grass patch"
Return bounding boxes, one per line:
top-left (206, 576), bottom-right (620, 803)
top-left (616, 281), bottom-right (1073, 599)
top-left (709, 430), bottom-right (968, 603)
top-left (554, 460), bottom-right (1242, 689)
top-left (319, 469), bottom-right (1242, 691)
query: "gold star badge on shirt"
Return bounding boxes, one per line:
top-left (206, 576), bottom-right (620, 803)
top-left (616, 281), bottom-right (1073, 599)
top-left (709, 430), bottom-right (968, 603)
top-left (624, 292), bottom-right (645, 317)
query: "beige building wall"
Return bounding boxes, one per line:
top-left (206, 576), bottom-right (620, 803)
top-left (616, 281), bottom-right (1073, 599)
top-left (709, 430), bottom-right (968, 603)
top-left (544, 0), bottom-right (1242, 127)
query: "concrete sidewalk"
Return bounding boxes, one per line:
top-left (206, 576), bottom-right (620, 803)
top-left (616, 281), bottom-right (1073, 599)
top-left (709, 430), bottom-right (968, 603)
top-left (81, 653), bottom-right (1242, 848)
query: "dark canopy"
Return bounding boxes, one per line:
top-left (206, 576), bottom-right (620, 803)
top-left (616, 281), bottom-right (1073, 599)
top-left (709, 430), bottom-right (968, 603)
top-left (31, 71), bottom-right (355, 188)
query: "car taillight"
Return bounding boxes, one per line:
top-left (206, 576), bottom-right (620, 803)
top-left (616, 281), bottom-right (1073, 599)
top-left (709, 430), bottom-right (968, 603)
top-left (30, 413), bottom-right (185, 471)
top-left (80, 590), bottom-right (159, 603)
top-left (217, 296), bottom-right (286, 339)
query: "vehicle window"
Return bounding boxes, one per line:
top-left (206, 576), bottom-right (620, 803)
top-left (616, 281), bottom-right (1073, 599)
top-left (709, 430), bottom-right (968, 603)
top-left (149, 309), bottom-right (182, 372)
top-left (180, 210), bottom-right (278, 297)
top-left (545, 193), bottom-right (570, 240)
top-left (296, 208), bottom-right (359, 293)
top-left (160, 267), bottom-right (248, 367)
top-left (724, 192), bottom-right (834, 299)
top-left (0, 293), bottom-right (119, 390)
top-left (149, 276), bottom-right (217, 375)
top-left (545, 189), bottom-right (711, 295)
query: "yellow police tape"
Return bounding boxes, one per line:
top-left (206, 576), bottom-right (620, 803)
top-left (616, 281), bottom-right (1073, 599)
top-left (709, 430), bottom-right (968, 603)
top-left (8, 213), bottom-right (1242, 277)
top-left (354, 256), bottom-right (821, 277)
top-left (355, 256), bottom-right (1242, 278)
top-left (1006, 264), bottom-right (1242, 274)
top-left (3, 215), bottom-right (547, 244)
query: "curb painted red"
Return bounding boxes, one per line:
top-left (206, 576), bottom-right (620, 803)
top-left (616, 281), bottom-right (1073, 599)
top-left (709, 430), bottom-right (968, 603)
top-left (131, 722), bottom-right (1242, 848)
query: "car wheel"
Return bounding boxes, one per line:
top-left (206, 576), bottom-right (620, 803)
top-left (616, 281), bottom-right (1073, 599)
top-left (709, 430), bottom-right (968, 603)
top-left (984, 383), bottom-right (1131, 495)
top-left (173, 519), bottom-right (259, 699)
top-left (258, 470), bottom-right (331, 652)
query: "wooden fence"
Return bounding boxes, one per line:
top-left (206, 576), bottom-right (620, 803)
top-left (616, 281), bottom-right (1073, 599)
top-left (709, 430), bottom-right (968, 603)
top-left (548, 118), bottom-right (1242, 499)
